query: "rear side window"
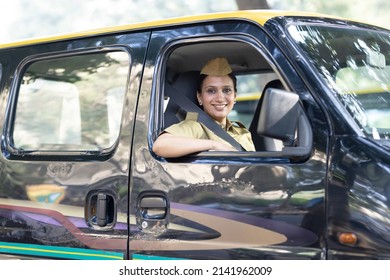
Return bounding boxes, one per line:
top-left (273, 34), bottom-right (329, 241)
top-left (9, 49), bottom-right (130, 157)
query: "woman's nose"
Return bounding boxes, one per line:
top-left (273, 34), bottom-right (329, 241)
top-left (215, 90), bottom-right (224, 99)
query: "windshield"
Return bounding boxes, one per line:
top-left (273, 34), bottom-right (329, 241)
top-left (288, 23), bottom-right (390, 140)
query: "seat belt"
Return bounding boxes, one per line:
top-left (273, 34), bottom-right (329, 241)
top-left (165, 83), bottom-right (246, 151)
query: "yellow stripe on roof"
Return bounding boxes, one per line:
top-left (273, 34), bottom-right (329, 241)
top-left (0, 10), bottom-right (326, 49)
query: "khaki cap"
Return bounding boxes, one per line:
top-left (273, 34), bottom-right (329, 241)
top-left (200, 57), bottom-right (232, 76)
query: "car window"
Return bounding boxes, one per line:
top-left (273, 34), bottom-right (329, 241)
top-left (12, 50), bottom-right (130, 153)
top-left (230, 73), bottom-right (278, 127)
top-left (335, 66), bottom-right (390, 138)
top-left (288, 24), bottom-right (390, 139)
top-left (159, 40), bottom-right (289, 156)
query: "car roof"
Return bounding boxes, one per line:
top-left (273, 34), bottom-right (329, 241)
top-left (0, 9), bottom-right (329, 49)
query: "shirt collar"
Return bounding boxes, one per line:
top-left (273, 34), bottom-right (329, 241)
top-left (215, 119), bottom-right (233, 132)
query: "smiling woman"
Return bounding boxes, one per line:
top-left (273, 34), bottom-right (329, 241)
top-left (152, 57), bottom-right (255, 158)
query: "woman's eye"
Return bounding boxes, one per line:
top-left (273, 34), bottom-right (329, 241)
top-left (207, 89), bottom-right (216, 94)
top-left (223, 88), bottom-right (232, 94)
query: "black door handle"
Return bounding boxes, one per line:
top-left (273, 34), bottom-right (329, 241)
top-left (97, 193), bottom-right (108, 226)
top-left (139, 196), bottom-right (167, 219)
top-left (137, 191), bottom-right (169, 232)
top-left (85, 191), bottom-right (116, 229)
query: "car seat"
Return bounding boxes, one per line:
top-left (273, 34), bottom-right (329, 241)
top-left (163, 70), bottom-right (200, 129)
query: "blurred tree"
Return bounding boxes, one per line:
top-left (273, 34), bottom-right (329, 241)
top-left (236, 0), bottom-right (270, 9)
top-left (1, 0), bottom-right (389, 43)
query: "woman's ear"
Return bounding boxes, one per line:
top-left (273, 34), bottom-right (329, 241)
top-left (197, 92), bottom-right (202, 106)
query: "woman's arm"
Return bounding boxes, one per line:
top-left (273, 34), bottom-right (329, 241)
top-left (152, 132), bottom-right (235, 158)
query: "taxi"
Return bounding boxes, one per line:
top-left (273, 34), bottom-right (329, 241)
top-left (0, 10), bottom-right (389, 260)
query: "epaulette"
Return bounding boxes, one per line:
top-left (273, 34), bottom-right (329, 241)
top-left (231, 120), bottom-right (247, 128)
top-left (185, 112), bottom-right (198, 121)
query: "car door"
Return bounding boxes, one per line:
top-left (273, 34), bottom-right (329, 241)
top-left (130, 20), bottom-right (329, 260)
top-left (0, 31), bottom-right (149, 259)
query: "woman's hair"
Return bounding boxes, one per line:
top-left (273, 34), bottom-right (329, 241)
top-left (196, 73), bottom-right (237, 93)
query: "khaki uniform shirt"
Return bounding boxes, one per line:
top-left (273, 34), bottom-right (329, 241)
top-left (164, 112), bottom-right (255, 152)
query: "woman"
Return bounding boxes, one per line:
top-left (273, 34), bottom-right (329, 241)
top-left (153, 57), bottom-right (255, 158)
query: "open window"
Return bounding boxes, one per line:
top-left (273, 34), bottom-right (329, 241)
top-left (157, 39), bottom-right (313, 160)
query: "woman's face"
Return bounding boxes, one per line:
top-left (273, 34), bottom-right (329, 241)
top-left (197, 75), bottom-right (236, 125)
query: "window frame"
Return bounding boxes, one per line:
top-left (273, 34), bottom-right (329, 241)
top-left (151, 35), bottom-right (299, 163)
top-left (3, 46), bottom-right (132, 161)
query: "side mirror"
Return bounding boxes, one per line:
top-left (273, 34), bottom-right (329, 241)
top-left (257, 88), bottom-right (312, 158)
top-left (257, 88), bottom-right (299, 146)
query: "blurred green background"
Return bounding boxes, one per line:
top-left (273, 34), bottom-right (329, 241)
top-left (1, 0), bottom-right (389, 43)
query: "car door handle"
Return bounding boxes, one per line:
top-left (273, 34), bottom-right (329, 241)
top-left (139, 196), bottom-right (167, 219)
top-left (97, 193), bottom-right (109, 226)
top-left (137, 191), bottom-right (169, 232)
top-left (85, 191), bottom-right (116, 229)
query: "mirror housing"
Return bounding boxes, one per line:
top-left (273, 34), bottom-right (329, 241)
top-left (257, 88), bottom-right (313, 158)
top-left (257, 88), bottom-right (299, 146)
